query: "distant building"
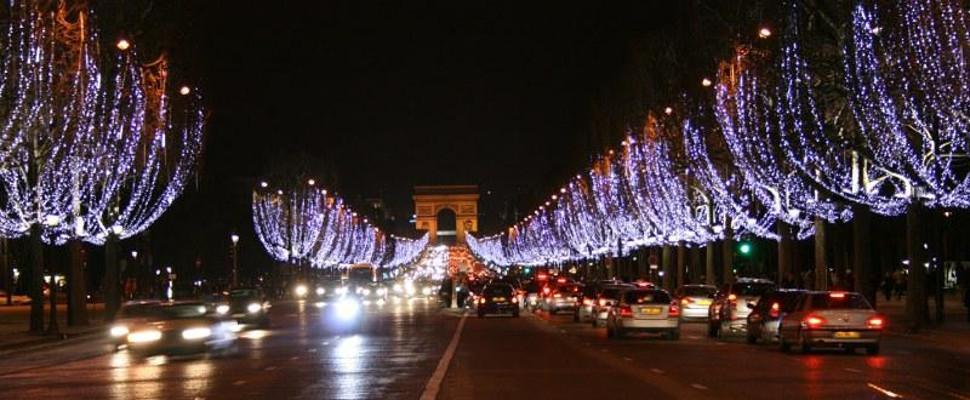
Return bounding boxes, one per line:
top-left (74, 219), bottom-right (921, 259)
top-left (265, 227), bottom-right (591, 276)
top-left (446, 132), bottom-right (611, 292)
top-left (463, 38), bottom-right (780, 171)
top-left (412, 185), bottom-right (479, 245)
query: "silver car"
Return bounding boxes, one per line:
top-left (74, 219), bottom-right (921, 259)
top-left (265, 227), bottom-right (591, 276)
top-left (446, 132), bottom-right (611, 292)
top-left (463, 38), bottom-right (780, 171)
top-left (778, 291), bottom-right (884, 355)
top-left (674, 284), bottom-right (716, 320)
top-left (591, 286), bottom-right (630, 327)
top-left (708, 278), bottom-right (776, 337)
top-left (606, 288), bottom-right (680, 340)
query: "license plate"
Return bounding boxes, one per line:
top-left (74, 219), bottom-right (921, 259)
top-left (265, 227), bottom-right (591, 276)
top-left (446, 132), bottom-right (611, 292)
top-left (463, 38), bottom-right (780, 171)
top-left (493, 297), bottom-right (505, 302)
top-left (697, 300), bottom-right (711, 306)
top-left (640, 307), bottom-right (661, 314)
top-left (834, 331), bottom-right (861, 339)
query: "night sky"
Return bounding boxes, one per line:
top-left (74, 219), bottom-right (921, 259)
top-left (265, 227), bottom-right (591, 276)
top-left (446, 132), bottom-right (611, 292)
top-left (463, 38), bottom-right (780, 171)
top-left (146, 1), bottom-right (682, 277)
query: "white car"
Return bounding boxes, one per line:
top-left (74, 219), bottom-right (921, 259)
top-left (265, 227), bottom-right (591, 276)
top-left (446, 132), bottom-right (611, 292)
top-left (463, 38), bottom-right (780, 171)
top-left (778, 291), bottom-right (884, 355)
top-left (606, 288), bottom-right (680, 340)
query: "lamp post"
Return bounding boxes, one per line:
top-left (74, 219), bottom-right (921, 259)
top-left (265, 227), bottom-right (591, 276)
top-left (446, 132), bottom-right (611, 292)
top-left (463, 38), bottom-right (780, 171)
top-left (231, 234), bottom-right (240, 288)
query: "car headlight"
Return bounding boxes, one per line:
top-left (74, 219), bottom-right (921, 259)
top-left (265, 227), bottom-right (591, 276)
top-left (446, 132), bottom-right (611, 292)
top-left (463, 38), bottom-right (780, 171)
top-left (335, 298), bottom-right (360, 319)
top-left (316, 287), bottom-right (325, 296)
top-left (393, 284), bottom-right (403, 293)
top-left (127, 330), bottom-right (162, 343)
top-left (422, 287), bottom-right (432, 296)
top-left (336, 287), bottom-right (347, 295)
top-left (247, 303), bottom-right (262, 313)
top-left (216, 305), bottom-right (230, 315)
top-left (295, 285), bottom-right (309, 297)
top-left (377, 288), bottom-right (387, 295)
top-left (362, 288), bottom-right (371, 296)
top-left (182, 327), bottom-right (212, 340)
top-left (110, 325), bottom-right (129, 337)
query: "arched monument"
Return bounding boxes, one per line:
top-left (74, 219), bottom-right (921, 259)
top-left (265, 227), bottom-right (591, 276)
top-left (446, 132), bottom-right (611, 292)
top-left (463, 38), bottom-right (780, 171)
top-left (412, 185), bottom-right (479, 244)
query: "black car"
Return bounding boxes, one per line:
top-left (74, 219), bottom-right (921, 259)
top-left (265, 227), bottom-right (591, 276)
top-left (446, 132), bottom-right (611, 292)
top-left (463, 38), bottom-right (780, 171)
top-left (477, 283), bottom-right (520, 318)
top-left (746, 289), bottom-right (806, 344)
top-left (216, 289), bottom-right (271, 328)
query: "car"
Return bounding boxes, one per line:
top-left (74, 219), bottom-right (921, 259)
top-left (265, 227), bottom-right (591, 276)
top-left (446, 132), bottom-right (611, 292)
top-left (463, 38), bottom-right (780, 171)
top-left (606, 288), bottom-right (680, 340)
top-left (541, 284), bottom-right (581, 315)
top-left (327, 293), bottom-right (365, 331)
top-left (476, 283), bottom-right (520, 318)
top-left (214, 289), bottom-right (271, 328)
top-left (117, 301), bottom-right (238, 357)
top-left (778, 291), bottom-right (884, 355)
top-left (674, 284), bottom-right (717, 320)
top-left (574, 285), bottom-right (600, 322)
top-left (591, 285), bottom-right (633, 327)
top-left (0, 290), bottom-right (31, 305)
top-left (708, 278), bottom-right (776, 337)
top-left (109, 300), bottom-right (163, 349)
top-left (745, 289), bottom-right (806, 344)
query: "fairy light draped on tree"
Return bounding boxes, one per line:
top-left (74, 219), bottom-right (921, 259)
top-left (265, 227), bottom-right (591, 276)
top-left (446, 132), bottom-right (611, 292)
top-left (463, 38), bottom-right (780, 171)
top-left (843, 0), bottom-right (970, 208)
top-left (382, 233), bottom-right (429, 271)
top-left (0, 1), bottom-right (204, 245)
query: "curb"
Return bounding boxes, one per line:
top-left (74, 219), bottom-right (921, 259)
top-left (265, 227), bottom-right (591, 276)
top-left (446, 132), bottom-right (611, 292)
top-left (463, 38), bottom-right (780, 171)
top-left (0, 328), bottom-right (104, 357)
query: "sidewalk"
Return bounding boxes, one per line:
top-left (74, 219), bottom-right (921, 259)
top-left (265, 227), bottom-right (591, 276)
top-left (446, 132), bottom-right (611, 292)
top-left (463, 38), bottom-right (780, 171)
top-left (876, 294), bottom-right (970, 353)
top-left (0, 303), bottom-right (106, 354)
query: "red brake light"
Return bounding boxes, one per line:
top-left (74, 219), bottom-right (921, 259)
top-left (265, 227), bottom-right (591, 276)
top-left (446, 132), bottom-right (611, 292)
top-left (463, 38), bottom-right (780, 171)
top-left (867, 316), bottom-right (884, 328)
top-left (553, 293), bottom-right (562, 298)
top-left (769, 302), bottom-right (780, 319)
top-left (557, 277), bottom-right (567, 284)
top-left (479, 298), bottom-right (486, 304)
top-left (537, 274), bottom-right (548, 281)
top-left (681, 298), bottom-right (692, 306)
top-left (728, 294), bottom-right (737, 301)
top-left (598, 299), bottom-right (607, 307)
top-left (542, 287), bottom-right (551, 295)
top-left (829, 292), bottom-right (846, 298)
top-left (583, 299), bottom-right (593, 306)
top-left (668, 301), bottom-right (680, 317)
top-left (619, 305), bottom-right (633, 317)
top-left (804, 315), bottom-right (826, 328)
top-left (511, 297), bottom-right (519, 303)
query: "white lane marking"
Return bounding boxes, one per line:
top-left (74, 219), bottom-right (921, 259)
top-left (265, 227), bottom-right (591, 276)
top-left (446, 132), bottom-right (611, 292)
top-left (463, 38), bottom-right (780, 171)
top-left (688, 335), bottom-right (702, 340)
top-left (844, 368), bottom-right (862, 373)
top-left (289, 356), bottom-right (299, 361)
top-left (233, 380), bottom-right (246, 386)
top-left (322, 342), bottom-right (330, 346)
top-left (868, 383), bottom-right (904, 398)
top-left (583, 342), bottom-right (591, 346)
top-left (560, 330), bottom-right (567, 334)
top-left (622, 357), bottom-right (632, 361)
top-left (651, 368), bottom-right (664, 374)
top-left (896, 350), bottom-right (911, 355)
top-left (691, 384), bottom-right (709, 390)
top-left (600, 348), bottom-right (608, 352)
top-left (308, 348), bottom-right (317, 353)
top-left (264, 366), bottom-right (277, 371)
top-left (420, 312), bottom-right (468, 400)
top-left (715, 342), bottom-right (725, 346)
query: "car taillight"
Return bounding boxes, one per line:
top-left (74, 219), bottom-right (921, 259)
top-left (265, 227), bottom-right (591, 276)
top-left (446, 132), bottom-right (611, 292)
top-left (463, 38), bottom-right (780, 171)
top-left (829, 292), bottom-right (846, 298)
top-left (598, 299), bottom-right (607, 307)
top-left (803, 315), bottom-right (826, 328)
top-left (769, 302), bottom-right (780, 319)
top-left (543, 287), bottom-right (551, 295)
top-left (619, 305), bottom-right (633, 318)
top-left (668, 301), bottom-right (680, 317)
top-left (680, 298), bottom-right (692, 306)
top-left (867, 316), bottom-right (885, 329)
top-left (553, 293), bottom-right (562, 298)
top-left (728, 294), bottom-right (737, 302)
top-left (512, 297), bottom-right (519, 303)
top-left (583, 298), bottom-right (593, 306)
top-left (479, 298), bottom-right (486, 304)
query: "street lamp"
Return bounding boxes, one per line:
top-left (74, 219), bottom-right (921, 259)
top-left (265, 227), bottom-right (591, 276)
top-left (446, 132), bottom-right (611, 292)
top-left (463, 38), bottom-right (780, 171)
top-left (231, 234), bottom-right (240, 288)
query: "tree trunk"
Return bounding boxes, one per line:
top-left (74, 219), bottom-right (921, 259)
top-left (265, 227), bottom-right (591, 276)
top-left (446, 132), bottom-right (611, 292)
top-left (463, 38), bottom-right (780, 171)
top-left (661, 245), bottom-right (673, 291)
top-left (705, 243), bottom-right (715, 285)
top-left (814, 217), bottom-right (828, 291)
top-left (778, 221), bottom-right (792, 288)
top-left (722, 219), bottom-right (734, 285)
top-left (68, 239), bottom-right (88, 326)
top-left (637, 247), bottom-right (647, 280)
top-left (2, 239), bottom-right (10, 306)
top-left (46, 249), bottom-right (59, 336)
top-left (29, 225), bottom-right (45, 334)
top-left (689, 246), bottom-right (701, 284)
top-left (104, 234), bottom-right (121, 322)
top-left (905, 205), bottom-right (928, 332)
top-left (676, 241), bottom-right (686, 289)
top-left (853, 206), bottom-right (874, 306)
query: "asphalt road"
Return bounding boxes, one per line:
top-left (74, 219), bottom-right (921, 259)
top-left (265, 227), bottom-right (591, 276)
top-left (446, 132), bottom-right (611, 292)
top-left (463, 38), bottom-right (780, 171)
top-left (0, 300), bottom-right (967, 399)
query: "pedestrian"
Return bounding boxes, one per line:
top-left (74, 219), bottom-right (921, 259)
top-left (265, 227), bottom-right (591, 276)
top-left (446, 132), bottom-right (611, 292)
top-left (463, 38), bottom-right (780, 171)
top-left (964, 284), bottom-right (970, 323)
top-left (882, 273), bottom-right (894, 302)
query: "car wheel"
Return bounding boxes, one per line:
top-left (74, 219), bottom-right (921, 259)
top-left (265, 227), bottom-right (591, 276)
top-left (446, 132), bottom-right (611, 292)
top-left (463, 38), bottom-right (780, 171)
top-left (865, 344), bottom-right (880, 355)
top-left (670, 329), bottom-right (681, 340)
top-left (799, 333), bottom-right (812, 354)
top-left (779, 334), bottom-right (791, 352)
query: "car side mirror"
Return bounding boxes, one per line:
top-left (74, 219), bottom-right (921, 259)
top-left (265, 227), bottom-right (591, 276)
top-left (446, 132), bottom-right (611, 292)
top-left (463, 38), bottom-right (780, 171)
top-left (747, 302), bottom-right (757, 309)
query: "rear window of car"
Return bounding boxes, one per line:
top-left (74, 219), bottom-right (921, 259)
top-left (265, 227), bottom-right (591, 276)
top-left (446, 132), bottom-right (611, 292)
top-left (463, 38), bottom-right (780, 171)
top-left (731, 283), bottom-right (775, 296)
top-left (810, 293), bottom-right (872, 310)
top-left (484, 285), bottom-right (513, 296)
top-left (599, 288), bottom-right (621, 299)
top-left (681, 287), bottom-right (715, 297)
top-left (625, 291), bottom-right (671, 304)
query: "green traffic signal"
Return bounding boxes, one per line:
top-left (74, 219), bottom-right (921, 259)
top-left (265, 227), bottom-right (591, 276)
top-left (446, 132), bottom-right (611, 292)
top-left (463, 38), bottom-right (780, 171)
top-left (739, 242), bottom-right (752, 255)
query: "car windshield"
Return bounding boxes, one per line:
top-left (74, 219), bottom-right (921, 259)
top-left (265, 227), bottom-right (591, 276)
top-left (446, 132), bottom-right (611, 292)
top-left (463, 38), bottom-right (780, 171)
top-left (625, 291), bottom-right (671, 304)
top-left (120, 304), bottom-right (159, 318)
top-left (153, 304), bottom-right (209, 319)
top-left (732, 283), bottom-right (775, 296)
top-left (811, 293), bottom-right (872, 310)
top-left (229, 290), bottom-right (259, 298)
top-left (484, 285), bottom-right (513, 296)
top-left (681, 287), bottom-right (715, 297)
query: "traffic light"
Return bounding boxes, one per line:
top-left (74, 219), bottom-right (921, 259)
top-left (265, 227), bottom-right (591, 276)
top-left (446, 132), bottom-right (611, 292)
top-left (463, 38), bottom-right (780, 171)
top-left (524, 267), bottom-right (531, 275)
top-left (738, 241), bottom-right (752, 256)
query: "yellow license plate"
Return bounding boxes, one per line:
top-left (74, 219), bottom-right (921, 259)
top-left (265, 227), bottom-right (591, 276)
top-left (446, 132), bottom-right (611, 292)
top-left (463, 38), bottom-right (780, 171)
top-left (834, 331), bottom-right (861, 339)
top-left (640, 307), bottom-right (661, 314)
top-left (697, 300), bottom-right (712, 306)
top-left (493, 297), bottom-right (505, 302)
